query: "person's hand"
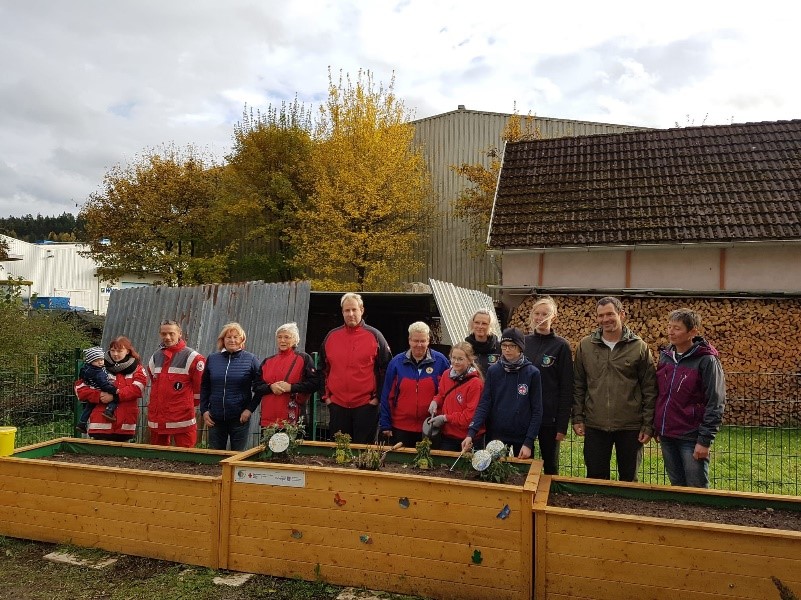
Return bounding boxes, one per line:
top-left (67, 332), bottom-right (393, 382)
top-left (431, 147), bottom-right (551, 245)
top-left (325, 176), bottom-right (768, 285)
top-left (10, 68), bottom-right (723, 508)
top-left (638, 432), bottom-right (652, 444)
top-left (99, 392), bottom-right (114, 404)
top-left (239, 409), bottom-right (252, 424)
top-left (693, 443), bottom-right (710, 460)
top-left (368, 397), bottom-right (379, 406)
top-left (381, 429), bottom-right (393, 438)
top-left (555, 432), bottom-right (566, 442)
top-left (572, 423), bottom-right (585, 436)
top-left (203, 411), bottom-right (215, 428)
top-left (461, 437), bottom-right (473, 453)
top-left (428, 415), bottom-right (446, 428)
top-left (518, 445), bottom-right (532, 459)
top-left (270, 383), bottom-right (284, 395)
top-left (428, 400), bottom-right (438, 415)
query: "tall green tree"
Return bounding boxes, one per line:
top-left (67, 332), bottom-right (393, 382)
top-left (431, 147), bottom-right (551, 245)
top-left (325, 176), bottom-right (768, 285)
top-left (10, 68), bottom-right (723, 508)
top-left (451, 111), bottom-right (540, 256)
top-left (79, 145), bottom-right (227, 286)
top-left (291, 70), bottom-right (431, 291)
top-left (221, 100), bottom-right (314, 281)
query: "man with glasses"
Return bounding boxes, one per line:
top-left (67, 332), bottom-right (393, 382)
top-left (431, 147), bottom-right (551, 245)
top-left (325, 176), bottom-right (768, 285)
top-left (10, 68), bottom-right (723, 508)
top-left (145, 320), bottom-right (206, 447)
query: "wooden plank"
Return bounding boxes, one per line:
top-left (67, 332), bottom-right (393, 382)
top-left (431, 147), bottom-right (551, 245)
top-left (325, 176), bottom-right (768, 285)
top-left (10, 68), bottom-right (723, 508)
top-left (227, 552), bottom-right (522, 600)
top-left (546, 554), bottom-right (788, 600)
top-left (228, 503), bottom-right (518, 549)
top-left (230, 468), bottom-right (523, 512)
top-left (0, 474), bottom-right (216, 513)
top-left (534, 475), bottom-right (552, 600)
top-left (0, 489), bottom-right (216, 532)
top-left (229, 482), bottom-right (522, 530)
top-left (228, 519), bottom-right (521, 570)
top-left (545, 511), bottom-right (801, 559)
top-left (548, 531), bottom-right (801, 583)
top-left (0, 461), bottom-right (219, 495)
top-left (0, 520), bottom-right (215, 567)
top-left (225, 542), bottom-right (521, 598)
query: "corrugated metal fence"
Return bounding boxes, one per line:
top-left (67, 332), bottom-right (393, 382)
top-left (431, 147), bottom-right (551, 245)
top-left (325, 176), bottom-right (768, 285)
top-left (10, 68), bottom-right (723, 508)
top-left (101, 280), bottom-right (312, 447)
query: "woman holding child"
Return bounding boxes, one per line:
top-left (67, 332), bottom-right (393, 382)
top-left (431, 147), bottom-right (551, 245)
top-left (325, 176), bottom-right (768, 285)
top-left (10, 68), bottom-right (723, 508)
top-left (74, 336), bottom-right (146, 442)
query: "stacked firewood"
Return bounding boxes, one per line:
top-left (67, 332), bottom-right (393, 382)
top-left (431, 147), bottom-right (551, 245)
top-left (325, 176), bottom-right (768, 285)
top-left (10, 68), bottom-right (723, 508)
top-left (507, 295), bottom-right (801, 427)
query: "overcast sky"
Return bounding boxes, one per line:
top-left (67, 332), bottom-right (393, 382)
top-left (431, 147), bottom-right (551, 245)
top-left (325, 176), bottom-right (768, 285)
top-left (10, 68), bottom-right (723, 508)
top-left (1, 0), bottom-right (797, 219)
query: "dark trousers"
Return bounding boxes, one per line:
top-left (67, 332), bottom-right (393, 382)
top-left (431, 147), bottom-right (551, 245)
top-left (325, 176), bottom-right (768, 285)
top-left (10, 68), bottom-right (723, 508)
top-left (583, 427), bottom-right (642, 481)
top-left (207, 418), bottom-right (251, 451)
top-left (437, 436), bottom-right (463, 452)
top-left (328, 402), bottom-right (379, 445)
top-left (392, 428), bottom-right (422, 448)
top-left (538, 426), bottom-right (562, 475)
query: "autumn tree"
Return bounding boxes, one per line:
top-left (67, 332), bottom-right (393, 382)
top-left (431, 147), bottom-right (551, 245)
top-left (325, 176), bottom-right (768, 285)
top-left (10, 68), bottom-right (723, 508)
top-left (80, 145), bottom-right (227, 286)
top-left (291, 70), bottom-right (430, 291)
top-left (451, 111), bottom-right (540, 256)
top-left (221, 100), bottom-right (314, 281)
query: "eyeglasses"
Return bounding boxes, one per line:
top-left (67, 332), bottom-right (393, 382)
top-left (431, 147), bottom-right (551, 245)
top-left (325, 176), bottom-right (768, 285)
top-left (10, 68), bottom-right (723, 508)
top-left (500, 343), bottom-right (518, 349)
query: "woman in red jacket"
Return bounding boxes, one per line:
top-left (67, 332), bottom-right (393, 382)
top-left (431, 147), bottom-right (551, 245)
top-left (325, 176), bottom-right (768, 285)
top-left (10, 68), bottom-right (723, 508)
top-left (253, 322), bottom-right (319, 430)
top-left (74, 336), bottom-right (146, 442)
top-left (429, 342), bottom-right (485, 452)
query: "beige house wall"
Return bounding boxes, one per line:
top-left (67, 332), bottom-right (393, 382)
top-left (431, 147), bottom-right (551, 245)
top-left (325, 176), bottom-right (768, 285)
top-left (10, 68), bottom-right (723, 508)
top-left (499, 243), bottom-right (801, 309)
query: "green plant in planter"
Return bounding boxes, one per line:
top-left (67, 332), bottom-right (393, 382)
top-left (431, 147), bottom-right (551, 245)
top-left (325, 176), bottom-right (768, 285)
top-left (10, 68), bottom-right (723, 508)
top-left (412, 437), bottom-right (433, 470)
top-left (353, 444), bottom-right (382, 470)
top-left (261, 418), bottom-right (305, 461)
top-left (332, 431), bottom-right (354, 465)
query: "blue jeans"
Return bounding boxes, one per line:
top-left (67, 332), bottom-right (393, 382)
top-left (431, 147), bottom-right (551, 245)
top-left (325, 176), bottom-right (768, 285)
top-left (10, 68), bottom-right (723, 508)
top-left (207, 418), bottom-right (251, 451)
top-left (660, 437), bottom-right (709, 488)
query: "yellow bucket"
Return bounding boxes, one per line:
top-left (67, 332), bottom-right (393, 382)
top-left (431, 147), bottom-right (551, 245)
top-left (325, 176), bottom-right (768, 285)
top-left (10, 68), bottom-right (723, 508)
top-left (0, 426), bottom-right (17, 456)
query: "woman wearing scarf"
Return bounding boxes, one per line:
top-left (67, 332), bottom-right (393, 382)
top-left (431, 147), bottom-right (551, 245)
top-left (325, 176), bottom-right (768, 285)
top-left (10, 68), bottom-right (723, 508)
top-left (74, 336), bottom-right (146, 442)
top-left (465, 309), bottom-right (501, 376)
top-left (461, 328), bottom-right (543, 458)
top-left (427, 342), bottom-right (484, 452)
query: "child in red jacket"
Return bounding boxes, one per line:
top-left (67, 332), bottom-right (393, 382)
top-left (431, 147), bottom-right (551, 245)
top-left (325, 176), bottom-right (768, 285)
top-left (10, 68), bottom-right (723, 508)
top-left (429, 342), bottom-right (485, 452)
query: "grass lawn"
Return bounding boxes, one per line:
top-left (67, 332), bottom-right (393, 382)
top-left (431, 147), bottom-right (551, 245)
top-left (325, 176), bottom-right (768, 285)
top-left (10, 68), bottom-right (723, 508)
top-left (539, 425), bottom-right (801, 494)
top-left (0, 537), bottom-right (424, 600)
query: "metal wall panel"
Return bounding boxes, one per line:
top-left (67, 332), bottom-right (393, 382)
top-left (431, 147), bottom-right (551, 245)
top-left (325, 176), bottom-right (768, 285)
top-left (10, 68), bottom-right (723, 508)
top-left (410, 109), bottom-right (649, 295)
top-left (429, 278), bottom-right (501, 346)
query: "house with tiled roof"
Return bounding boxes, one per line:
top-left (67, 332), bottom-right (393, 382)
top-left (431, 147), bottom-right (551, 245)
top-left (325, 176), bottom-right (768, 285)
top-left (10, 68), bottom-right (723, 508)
top-left (488, 119), bottom-right (801, 308)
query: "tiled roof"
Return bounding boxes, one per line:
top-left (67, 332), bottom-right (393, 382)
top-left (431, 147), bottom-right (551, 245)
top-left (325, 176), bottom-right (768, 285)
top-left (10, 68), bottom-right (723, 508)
top-left (489, 120), bottom-right (801, 249)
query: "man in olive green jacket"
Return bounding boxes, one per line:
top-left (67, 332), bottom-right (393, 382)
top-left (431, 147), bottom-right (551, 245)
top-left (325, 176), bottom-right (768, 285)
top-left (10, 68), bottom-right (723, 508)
top-left (572, 297), bottom-right (657, 481)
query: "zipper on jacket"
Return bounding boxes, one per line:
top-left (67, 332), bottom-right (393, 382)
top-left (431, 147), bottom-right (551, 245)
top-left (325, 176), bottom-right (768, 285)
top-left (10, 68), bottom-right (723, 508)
top-left (222, 353), bottom-right (231, 421)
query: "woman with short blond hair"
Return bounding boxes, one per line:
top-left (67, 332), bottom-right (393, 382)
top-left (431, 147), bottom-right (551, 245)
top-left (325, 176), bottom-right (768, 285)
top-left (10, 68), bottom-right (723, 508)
top-left (200, 322), bottom-right (261, 451)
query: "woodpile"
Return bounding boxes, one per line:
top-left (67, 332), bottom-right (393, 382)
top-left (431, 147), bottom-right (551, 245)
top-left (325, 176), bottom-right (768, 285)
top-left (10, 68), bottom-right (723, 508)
top-left (507, 295), bottom-right (801, 427)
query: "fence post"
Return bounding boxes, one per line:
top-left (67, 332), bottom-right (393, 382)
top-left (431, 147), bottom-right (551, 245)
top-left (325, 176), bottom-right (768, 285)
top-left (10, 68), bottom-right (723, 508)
top-left (72, 348), bottom-right (82, 430)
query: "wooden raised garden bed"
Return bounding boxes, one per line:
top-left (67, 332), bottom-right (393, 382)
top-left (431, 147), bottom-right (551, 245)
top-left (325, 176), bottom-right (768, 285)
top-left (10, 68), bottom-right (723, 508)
top-left (533, 476), bottom-right (801, 600)
top-left (0, 437), bottom-right (235, 568)
top-left (218, 441), bottom-right (541, 600)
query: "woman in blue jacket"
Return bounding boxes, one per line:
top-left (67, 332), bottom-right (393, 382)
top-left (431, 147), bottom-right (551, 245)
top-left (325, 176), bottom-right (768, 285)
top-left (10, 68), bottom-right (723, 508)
top-left (200, 322), bottom-right (262, 451)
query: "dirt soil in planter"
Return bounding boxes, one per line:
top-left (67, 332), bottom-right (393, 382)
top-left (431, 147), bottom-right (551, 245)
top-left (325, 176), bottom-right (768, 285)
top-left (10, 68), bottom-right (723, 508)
top-left (40, 452), bottom-right (223, 476)
top-left (37, 451), bottom-right (529, 484)
top-left (261, 453), bottom-right (529, 486)
top-left (549, 491), bottom-right (801, 531)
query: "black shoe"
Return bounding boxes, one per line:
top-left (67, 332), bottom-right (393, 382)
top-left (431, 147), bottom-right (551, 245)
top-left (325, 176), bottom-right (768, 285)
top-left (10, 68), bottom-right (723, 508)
top-left (76, 423), bottom-right (87, 434)
top-left (102, 408), bottom-right (116, 421)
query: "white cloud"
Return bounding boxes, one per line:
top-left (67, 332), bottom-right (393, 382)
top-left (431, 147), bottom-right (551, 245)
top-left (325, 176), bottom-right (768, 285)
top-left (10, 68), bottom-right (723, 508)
top-left (0, 0), bottom-right (799, 217)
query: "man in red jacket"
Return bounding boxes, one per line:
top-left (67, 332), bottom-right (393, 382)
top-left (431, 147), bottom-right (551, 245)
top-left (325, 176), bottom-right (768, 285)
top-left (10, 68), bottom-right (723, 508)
top-left (146, 320), bottom-right (206, 447)
top-left (319, 293), bottom-right (391, 444)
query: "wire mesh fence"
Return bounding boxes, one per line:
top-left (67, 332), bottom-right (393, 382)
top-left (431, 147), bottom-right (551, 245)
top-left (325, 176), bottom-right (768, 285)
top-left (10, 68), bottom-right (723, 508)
top-left (3, 355), bottom-right (800, 495)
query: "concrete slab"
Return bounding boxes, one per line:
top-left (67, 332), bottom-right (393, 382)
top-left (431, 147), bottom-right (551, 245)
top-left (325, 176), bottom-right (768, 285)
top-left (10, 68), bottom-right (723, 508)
top-left (336, 587), bottom-right (387, 600)
top-left (43, 551), bottom-right (117, 570)
top-left (212, 572), bottom-right (255, 587)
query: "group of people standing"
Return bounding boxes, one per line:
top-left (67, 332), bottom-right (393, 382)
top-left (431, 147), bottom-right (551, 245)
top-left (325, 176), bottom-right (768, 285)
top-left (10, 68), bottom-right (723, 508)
top-left (74, 291), bottom-right (725, 489)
